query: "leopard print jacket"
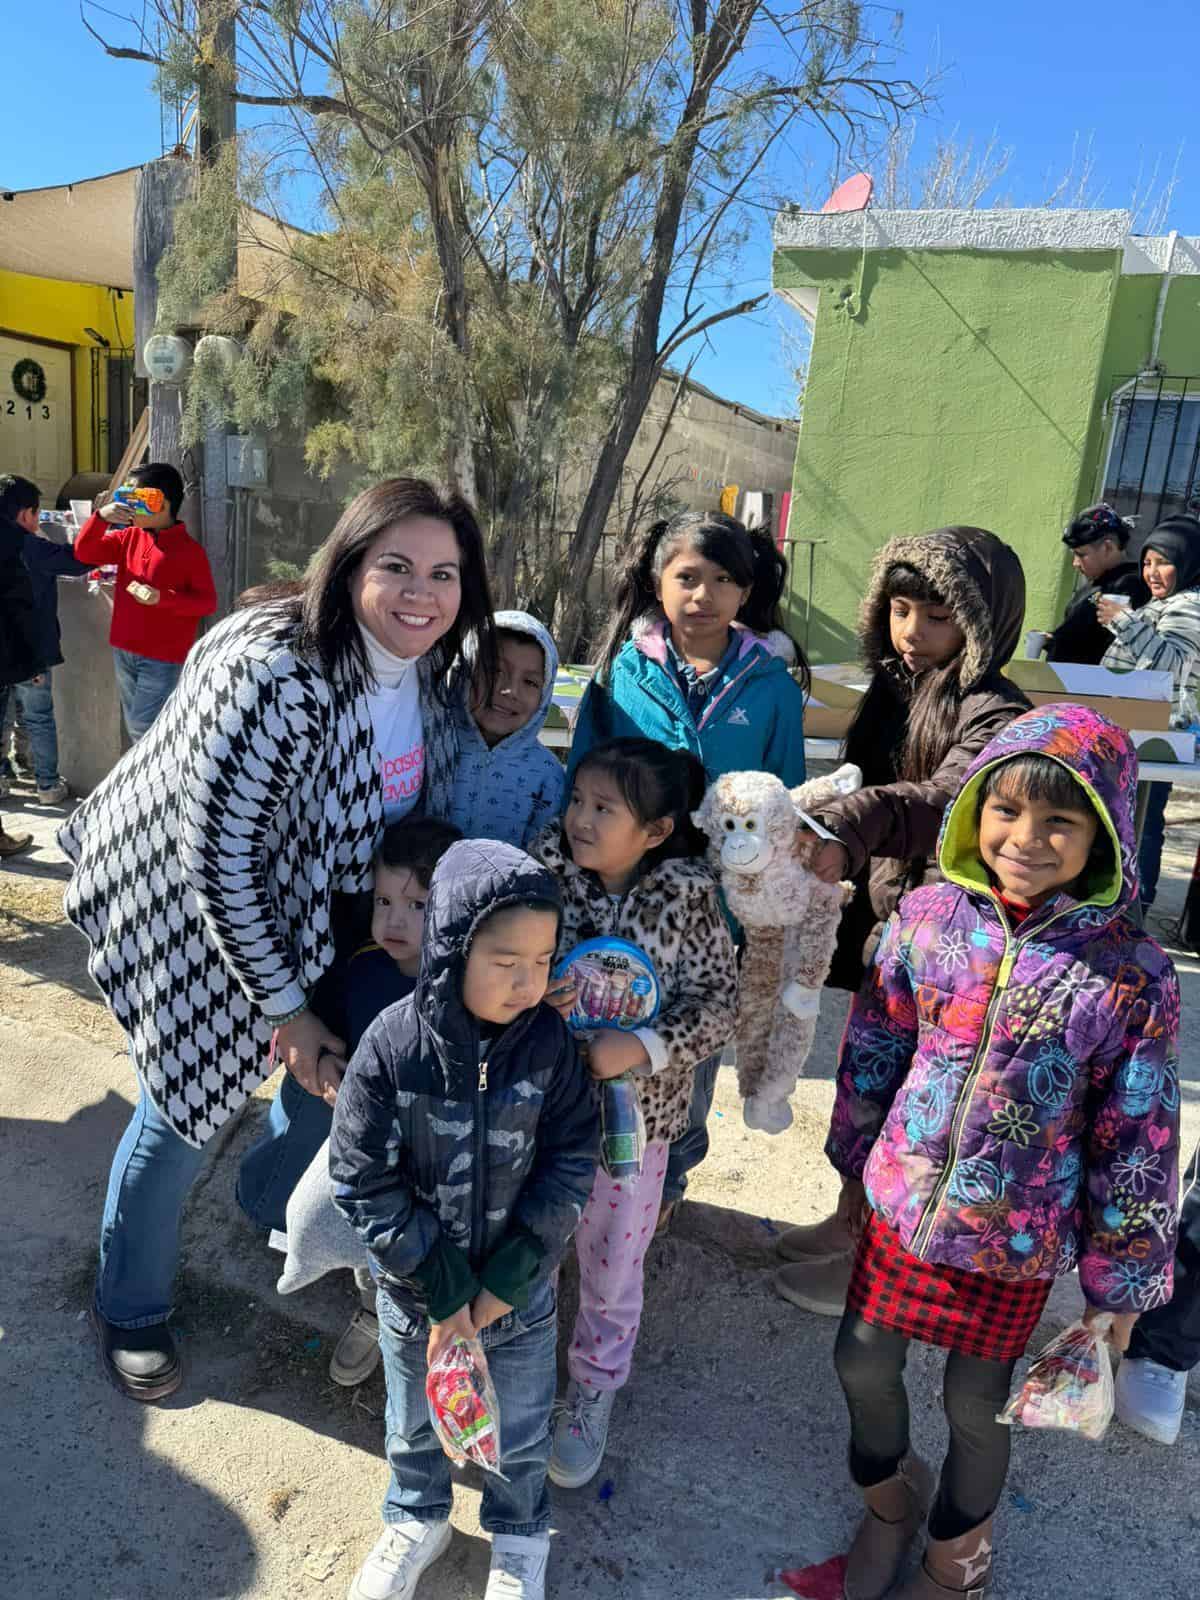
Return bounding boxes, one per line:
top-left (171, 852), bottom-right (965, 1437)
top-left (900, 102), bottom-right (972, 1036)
top-left (532, 823), bottom-right (739, 1143)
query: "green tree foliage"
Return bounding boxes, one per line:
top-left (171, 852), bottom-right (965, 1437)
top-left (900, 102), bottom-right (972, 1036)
top-left (89, 0), bottom-right (920, 653)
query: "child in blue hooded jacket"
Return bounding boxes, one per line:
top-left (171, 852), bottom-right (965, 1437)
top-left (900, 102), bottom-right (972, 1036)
top-left (448, 609), bottom-right (565, 848)
top-left (569, 510), bottom-right (809, 1217)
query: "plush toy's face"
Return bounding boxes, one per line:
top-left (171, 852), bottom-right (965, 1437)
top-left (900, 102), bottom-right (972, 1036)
top-left (717, 808), bottom-right (773, 873)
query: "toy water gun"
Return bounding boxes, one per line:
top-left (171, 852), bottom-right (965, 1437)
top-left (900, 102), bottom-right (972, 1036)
top-left (113, 485), bottom-right (166, 517)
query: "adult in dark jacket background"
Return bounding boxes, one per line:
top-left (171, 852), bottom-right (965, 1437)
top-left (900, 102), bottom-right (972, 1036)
top-left (1043, 502), bottom-right (1149, 665)
top-left (0, 473), bottom-right (91, 805)
top-left (779, 526), bottom-right (1031, 1315)
top-left (0, 483), bottom-right (49, 857)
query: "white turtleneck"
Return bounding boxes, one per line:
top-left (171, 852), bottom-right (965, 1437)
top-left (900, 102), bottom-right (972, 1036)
top-left (358, 625), bottom-right (425, 819)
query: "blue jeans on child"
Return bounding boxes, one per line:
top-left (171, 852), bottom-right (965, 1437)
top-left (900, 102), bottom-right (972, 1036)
top-left (3, 674), bottom-right (61, 789)
top-left (236, 1070), bottom-right (334, 1234)
top-left (376, 1279), bottom-right (557, 1536)
top-left (97, 1075), bottom-right (208, 1327)
top-left (113, 648), bottom-right (183, 741)
top-left (1138, 781), bottom-right (1172, 909)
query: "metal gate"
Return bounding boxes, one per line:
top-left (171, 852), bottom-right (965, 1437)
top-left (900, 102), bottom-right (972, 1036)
top-left (1100, 373), bottom-right (1200, 529)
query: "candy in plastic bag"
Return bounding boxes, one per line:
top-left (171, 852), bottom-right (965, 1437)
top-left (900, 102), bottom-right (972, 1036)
top-left (998, 1316), bottom-right (1114, 1440)
top-left (426, 1335), bottom-right (505, 1476)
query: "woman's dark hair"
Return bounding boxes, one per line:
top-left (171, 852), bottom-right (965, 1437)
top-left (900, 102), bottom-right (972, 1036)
top-left (977, 754), bottom-right (1114, 883)
top-left (843, 560), bottom-right (970, 786)
top-left (245, 479), bottom-right (497, 698)
top-left (236, 578), bottom-right (305, 609)
top-left (593, 510), bottom-right (809, 694)
top-left (129, 462), bottom-right (185, 519)
top-left (571, 737), bottom-right (709, 871)
top-left (377, 816), bottom-right (463, 887)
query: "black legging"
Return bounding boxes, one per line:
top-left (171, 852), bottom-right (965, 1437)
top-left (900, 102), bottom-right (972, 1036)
top-left (834, 1311), bottom-right (1016, 1539)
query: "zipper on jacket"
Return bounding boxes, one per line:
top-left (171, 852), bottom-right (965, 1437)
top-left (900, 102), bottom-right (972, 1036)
top-left (471, 1057), bottom-right (488, 1265)
top-left (910, 898), bottom-right (1077, 1258)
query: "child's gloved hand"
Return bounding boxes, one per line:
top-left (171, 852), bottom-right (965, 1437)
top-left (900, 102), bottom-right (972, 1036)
top-left (427, 1304), bottom-right (476, 1368)
top-left (1082, 1303), bottom-right (1140, 1353)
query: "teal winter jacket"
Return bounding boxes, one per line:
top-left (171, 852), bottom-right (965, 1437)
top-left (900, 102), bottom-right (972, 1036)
top-left (568, 617), bottom-right (807, 790)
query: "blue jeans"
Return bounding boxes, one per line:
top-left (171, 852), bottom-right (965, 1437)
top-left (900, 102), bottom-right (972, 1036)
top-left (97, 1076), bottom-right (208, 1328)
top-left (662, 1052), bottom-right (721, 1207)
top-left (236, 1071), bottom-right (334, 1233)
top-left (13, 671), bottom-right (60, 788)
top-left (113, 648), bottom-right (183, 741)
top-left (1138, 782), bottom-right (1171, 909)
top-left (376, 1280), bottom-right (557, 1536)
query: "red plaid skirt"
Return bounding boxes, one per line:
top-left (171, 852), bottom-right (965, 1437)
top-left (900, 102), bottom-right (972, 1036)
top-left (847, 1212), bottom-right (1052, 1362)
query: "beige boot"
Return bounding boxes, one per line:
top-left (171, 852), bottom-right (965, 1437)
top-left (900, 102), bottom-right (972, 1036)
top-left (893, 1516), bottom-right (995, 1600)
top-left (776, 1209), bottom-right (853, 1263)
top-left (844, 1452), bottom-right (936, 1600)
top-left (772, 1253), bottom-right (852, 1317)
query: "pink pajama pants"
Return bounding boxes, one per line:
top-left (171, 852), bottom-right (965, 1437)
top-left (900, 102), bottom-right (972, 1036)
top-left (567, 1139), bottom-right (669, 1393)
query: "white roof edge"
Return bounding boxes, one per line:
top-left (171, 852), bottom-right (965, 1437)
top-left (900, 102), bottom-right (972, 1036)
top-left (772, 207), bottom-right (1132, 254)
top-left (1122, 234), bottom-right (1200, 275)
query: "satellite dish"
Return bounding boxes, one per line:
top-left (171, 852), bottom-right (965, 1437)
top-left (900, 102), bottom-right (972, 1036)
top-left (821, 173), bottom-right (873, 214)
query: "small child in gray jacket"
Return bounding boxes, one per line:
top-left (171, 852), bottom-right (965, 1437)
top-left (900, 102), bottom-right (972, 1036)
top-left (447, 610), bottom-right (565, 847)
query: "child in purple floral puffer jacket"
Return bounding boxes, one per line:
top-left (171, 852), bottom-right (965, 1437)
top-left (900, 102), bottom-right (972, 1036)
top-left (825, 703), bottom-right (1181, 1600)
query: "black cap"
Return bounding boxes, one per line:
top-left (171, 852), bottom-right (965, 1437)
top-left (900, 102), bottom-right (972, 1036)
top-left (1063, 503), bottom-right (1130, 550)
top-left (1143, 515), bottom-right (1200, 593)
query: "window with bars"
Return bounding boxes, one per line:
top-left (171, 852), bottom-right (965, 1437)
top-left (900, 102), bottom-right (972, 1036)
top-left (1100, 375), bottom-right (1200, 529)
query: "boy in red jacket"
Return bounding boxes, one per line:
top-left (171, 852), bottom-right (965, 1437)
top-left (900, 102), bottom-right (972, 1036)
top-left (74, 463), bottom-right (217, 740)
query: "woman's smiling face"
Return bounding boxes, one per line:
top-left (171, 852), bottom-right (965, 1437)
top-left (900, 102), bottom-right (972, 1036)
top-left (351, 516), bottom-right (462, 658)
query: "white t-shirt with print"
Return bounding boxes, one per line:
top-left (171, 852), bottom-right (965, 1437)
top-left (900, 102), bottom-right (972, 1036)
top-left (358, 627), bottom-right (426, 820)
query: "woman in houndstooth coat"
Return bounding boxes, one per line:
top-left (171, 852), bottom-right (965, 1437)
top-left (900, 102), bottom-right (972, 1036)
top-left (59, 477), bottom-right (497, 1402)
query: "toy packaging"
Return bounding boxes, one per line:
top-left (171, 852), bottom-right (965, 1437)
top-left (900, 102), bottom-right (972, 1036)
top-left (998, 1317), bottom-right (1114, 1440)
top-left (113, 484), bottom-right (166, 517)
top-left (554, 936), bottom-right (660, 1033)
top-left (426, 1335), bottom-right (505, 1476)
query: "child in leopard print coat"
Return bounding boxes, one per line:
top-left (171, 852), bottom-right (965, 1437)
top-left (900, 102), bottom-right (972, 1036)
top-left (531, 737), bottom-right (739, 1488)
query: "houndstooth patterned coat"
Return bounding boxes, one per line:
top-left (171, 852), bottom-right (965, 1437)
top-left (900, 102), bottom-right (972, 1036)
top-left (59, 603), bottom-right (458, 1148)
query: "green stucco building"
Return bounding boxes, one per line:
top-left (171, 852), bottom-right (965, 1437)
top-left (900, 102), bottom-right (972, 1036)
top-left (771, 208), bottom-right (1200, 660)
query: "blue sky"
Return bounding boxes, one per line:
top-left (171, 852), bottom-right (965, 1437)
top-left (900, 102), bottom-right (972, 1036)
top-left (4, 0), bottom-right (1195, 416)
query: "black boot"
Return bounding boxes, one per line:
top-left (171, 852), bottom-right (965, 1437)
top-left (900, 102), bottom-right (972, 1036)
top-left (93, 1310), bottom-right (182, 1402)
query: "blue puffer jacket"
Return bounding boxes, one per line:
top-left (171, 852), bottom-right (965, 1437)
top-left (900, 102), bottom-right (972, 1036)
top-left (569, 617), bottom-right (807, 789)
top-left (447, 610), bottom-right (566, 847)
top-left (330, 838), bottom-right (599, 1319)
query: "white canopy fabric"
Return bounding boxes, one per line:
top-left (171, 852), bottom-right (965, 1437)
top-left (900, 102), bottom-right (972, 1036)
top-left (0, 166), bottom-right (141, 290)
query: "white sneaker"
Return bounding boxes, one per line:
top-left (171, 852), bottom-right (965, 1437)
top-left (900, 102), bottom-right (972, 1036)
top-left (330, 1308), bottom-right (381, 1386)
top-left (548, 1382), bottom-right (615, 1488)
top-left (485, 1534), bottom-right (549, 1600)
top-left (1115, 1357), bottom-right (1188, 1445)
top-left (348, 1519), bottom-right (451, 1600)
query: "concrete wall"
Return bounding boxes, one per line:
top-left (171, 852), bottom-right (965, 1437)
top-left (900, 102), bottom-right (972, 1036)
top-left (53, 578), bottom-right (126, 795)
top-left (772, 243), bottom-right (1122, 659)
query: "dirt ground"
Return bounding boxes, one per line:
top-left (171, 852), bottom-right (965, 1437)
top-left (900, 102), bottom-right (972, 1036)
top-left (2, 783), bottom-right (1199, 1600)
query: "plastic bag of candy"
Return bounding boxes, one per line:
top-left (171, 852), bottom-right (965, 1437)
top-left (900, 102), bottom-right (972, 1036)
top-left (998, 1317), bottom-right (1114, 1440)
top-left (426, 1335), bottom-right (505, 1476)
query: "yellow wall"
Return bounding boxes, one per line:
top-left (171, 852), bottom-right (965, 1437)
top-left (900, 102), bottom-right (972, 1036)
top-left (0, 267), bottom-right (136, 473)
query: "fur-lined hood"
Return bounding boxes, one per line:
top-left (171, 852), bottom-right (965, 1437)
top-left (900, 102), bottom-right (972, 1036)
top-left (859, 526), bottom-right (1025, 692)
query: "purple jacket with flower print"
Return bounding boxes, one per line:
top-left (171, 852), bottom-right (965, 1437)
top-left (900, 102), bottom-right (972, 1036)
top-left (827, 703), bottom-right (1181, 1314)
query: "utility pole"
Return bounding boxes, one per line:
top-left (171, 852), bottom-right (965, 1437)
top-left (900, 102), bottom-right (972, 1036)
top-left (196, 0), bottom-right (237, 614)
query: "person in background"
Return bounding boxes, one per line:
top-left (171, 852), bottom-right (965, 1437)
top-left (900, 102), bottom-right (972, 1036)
top-left (781, 528), bottom-right (1029, 1318)
top-left (447, 610), bottom-right (565, 847)
top-left (1099, 513), bottom-right (1200, 912)
top-left (1114, 1144), bottom-right (1200, 1448)
top-left (0, 484), bottom-right (47, 857)
top-left (0, 473), bottom-right (91, 805)
top-left (73, 462), bottom-right (217, 740)
top-left (1043, 503), bottom-right (1149, 665)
